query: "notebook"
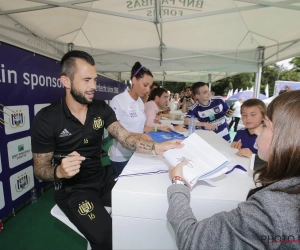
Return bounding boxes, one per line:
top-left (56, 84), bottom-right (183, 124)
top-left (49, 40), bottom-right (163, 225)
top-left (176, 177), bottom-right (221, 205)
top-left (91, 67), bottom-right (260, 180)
top-left (163, 132), bottom-right (229, 187)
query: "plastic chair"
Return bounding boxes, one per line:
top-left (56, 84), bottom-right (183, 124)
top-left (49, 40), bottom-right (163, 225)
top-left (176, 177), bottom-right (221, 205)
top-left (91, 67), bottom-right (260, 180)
top-left (51, 204), bottom-right (111, 250)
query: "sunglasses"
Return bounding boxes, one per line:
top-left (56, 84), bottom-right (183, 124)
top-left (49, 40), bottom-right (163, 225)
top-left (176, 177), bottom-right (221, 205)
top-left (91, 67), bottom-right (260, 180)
top-left (133, 65), bottom-right (149, 77)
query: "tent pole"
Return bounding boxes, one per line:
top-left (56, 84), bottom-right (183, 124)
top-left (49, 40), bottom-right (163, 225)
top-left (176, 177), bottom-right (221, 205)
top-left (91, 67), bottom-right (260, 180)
top-left (254, 46), bottom-right (265, 98)
top-left (68, 42), bottom-right (74, 51)
top-left (208, 74), bottom-right (212, 91)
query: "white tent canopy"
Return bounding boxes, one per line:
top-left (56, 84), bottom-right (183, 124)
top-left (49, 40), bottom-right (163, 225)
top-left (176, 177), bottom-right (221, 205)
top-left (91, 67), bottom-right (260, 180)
top-left (1, 0), bottom-right (300, 83)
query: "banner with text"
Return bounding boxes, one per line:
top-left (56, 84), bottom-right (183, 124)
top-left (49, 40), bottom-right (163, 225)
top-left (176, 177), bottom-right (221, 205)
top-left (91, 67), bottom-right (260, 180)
top-left (0, 41), bottom-right (126, 218)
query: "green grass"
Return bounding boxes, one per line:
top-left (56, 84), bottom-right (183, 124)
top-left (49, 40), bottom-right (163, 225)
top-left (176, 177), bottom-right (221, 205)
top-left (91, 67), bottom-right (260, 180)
top-left (0, 187), bottom-right (86, 250)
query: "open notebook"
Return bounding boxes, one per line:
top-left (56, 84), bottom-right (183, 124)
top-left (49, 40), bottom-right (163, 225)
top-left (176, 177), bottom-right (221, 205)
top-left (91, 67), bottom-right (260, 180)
top-left (163, 132), bottom-right (229, 186)
top-left (118, 154), bottom-right (169, 179)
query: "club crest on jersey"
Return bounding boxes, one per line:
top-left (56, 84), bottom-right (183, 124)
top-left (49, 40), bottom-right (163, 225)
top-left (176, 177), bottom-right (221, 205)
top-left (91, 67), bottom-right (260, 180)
top-left (213, 106), bottom-right (220, 113)
top-left (93, 117), bottom-right (104, 130)
top-left (78, 200), bottom-right (94, 215)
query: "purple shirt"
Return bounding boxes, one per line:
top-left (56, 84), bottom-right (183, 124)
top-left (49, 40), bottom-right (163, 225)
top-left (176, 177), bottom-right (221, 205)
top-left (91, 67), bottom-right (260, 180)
top-left (233, 128), bottom-right (258, 154)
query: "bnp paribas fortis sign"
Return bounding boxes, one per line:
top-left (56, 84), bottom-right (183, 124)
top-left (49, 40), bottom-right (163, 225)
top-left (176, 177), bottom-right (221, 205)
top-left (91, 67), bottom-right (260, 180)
top-left (125, 0), bottom-right (204, 17)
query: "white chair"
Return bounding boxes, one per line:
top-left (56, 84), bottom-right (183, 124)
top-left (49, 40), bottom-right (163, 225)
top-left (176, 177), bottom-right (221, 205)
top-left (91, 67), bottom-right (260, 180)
top-left (51, 204), bottom-right (112, 250)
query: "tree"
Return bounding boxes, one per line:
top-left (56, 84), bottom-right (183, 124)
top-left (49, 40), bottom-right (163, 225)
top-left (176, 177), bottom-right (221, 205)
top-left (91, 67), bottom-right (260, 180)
top-left (212, 73), bottom-right (254, 96)
top-left (279, 70), bottom-right (300, 81)
top-left (260, 64), bottom-right (280, 95)
top-left (290, 56), bottom-right (300, 72)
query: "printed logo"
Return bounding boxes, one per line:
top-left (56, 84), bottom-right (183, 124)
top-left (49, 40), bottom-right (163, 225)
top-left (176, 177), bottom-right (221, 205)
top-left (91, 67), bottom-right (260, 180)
top-left (0, 182), bottom-right (5, 210)
top-left (10, 110), bottom-right (25, 127)
top-left (129, 110), bottom-right (138, 118)
top-left (84, 138), bottom-right (88, 144)
top-left (3, 105), bottom-right (30, 135)
top-left (213, 106), bottom-right (220, 113)
top-left (78, 200), bottom-right (95, 220)
top-left (7, 136), bottom-right (32, 169)
top-left (59, 129), bottom-right (72, 137)
top-left (10, 166), bottom-right (34, 201)
top-left (34, 103), bottom-right (50, 115)
top-left (15, 172), bottom-right (30, 192)
top-left (18, 144), bottom-right (24, 152)
top-left (93, 117), bottom-right (104, 130)
top-left (209, 114), bottom-right (215, 121)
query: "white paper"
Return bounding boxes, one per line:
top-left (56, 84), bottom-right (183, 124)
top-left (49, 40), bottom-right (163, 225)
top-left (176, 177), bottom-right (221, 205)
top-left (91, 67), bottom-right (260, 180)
top-left (117, 154), bottom-right (170, 179)
top-left (163, 132), bottom-right (229, 186)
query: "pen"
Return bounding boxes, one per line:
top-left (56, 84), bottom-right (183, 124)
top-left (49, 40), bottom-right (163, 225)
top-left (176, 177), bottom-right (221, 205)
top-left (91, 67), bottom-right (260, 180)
top-left (53, 154), bottom-right (91, 160)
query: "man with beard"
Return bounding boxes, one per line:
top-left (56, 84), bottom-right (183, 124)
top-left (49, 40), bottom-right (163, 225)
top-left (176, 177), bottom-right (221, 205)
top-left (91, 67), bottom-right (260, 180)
top-left (31, 50), bottom-right (182, 250)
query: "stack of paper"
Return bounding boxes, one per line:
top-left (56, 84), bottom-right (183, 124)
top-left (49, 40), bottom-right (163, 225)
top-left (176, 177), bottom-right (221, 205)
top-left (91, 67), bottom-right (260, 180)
top-left (118, 154), bottom-right (169, 179)
top-left (163, 132), bottom-right (229, 187)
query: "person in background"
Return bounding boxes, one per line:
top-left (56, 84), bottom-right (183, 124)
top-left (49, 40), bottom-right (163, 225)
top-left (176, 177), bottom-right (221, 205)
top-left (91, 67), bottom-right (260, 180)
top-left (231, 99), bottom-right (266, 158)
top-left (173, 93), bottom-right (180, 103)
top-left (180, 95), bottom-right (195, 113)
top-left (167, 90), bottom-right (300, 250)
top-left (169, 92), bottom-right (174, 102)
top-left (144, 87), bottom-right (173, 130)
top-left (178, 87), bottom-right (194, 111)
top-left (146, 82), bottom-right (160, 101)
top-left (169, 92), bottom-right (180, 111)
top-left (184, 82), bottom-right (233, 142)
top-left (30, 50), bottom-right (183, 250)
top-left (279, 85), bottom-right (293, 95)
top-left (179, 91), bottom-right (185, 98)
top-left (151, 82), bottom-right (160, 91)
top-left (141, 92), bottom-right (149, 103)
top-left (228, 97), bottom-right (244, 132)
top-left (108, 62), bottom-right (152, 176)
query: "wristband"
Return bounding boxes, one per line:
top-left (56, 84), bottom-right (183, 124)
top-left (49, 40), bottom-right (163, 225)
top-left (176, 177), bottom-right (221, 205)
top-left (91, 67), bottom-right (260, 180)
top-left (172, 180), bottom-right (185, 185)
top-left (153, 126), bottom-right (157, 132)
top-left (172, 176), bottom-right (184, 182)
top-left (54, 165), bottom-right (61, 181)
top-left (172, 176), bottom-right (186, 185)
top-left (152, 143), bottom-right (157, 155)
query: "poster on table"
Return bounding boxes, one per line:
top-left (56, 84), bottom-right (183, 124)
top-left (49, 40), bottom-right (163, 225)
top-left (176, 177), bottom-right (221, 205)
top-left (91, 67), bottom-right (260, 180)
top-left (0, 42), bottom-right (126, 219)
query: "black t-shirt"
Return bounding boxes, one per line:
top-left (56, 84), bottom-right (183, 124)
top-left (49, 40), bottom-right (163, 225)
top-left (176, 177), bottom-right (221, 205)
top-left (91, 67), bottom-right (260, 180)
top-left (31, 98), bottom-right (117, 186)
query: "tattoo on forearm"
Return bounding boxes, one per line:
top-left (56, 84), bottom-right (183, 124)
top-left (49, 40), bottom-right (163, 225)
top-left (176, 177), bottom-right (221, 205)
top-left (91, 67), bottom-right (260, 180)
top-left (107, 122), bottom-right (155, 154)
top-left (32, 152), bottom-right (55, 181)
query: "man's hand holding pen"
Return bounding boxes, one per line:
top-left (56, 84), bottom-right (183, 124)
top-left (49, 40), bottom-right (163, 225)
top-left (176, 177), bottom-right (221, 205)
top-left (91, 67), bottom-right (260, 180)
top-left (55, 151), bottom-right (86, 179)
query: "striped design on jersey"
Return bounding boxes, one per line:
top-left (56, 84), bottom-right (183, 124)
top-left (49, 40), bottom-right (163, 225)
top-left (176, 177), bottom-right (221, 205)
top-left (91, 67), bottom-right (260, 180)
top-left (188, 97), bottom-right (231, 142)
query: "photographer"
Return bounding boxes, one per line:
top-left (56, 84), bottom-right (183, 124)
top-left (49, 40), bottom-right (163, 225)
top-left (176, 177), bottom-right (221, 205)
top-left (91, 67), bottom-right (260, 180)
top-left (178, 87), bottom-right (194, 112)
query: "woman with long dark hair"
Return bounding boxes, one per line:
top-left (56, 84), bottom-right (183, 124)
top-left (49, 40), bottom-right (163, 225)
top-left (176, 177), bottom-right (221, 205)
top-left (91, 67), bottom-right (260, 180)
top-left (109, 62), bottom-right (153, 176)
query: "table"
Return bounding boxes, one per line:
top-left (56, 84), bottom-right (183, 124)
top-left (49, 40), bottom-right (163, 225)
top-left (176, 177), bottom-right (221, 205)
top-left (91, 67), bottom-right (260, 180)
top-left (112, 130), bottom-right (255, 250)
top-left (160, 112), bottom-right (185, 126)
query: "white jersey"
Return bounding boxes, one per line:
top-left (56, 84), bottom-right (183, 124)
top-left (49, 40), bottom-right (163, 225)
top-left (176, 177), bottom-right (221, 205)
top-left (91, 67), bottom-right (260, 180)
top-left (232, 101), bottom-right (242, 118)
top-left (109, 90), bottom-right (146, 162)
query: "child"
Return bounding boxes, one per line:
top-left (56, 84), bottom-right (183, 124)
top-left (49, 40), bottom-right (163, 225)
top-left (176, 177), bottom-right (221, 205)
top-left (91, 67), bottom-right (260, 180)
top-left (231, 99), bottom-right (266, 158)
top-left (167, 90), bottom-right (300, 249)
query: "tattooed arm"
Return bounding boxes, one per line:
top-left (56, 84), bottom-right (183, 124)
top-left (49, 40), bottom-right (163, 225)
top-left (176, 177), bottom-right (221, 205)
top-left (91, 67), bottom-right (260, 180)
top-left (32, 152), bottom-right (55, 181)
top-left (33, 151), bottom-right (85, 181)
top-left (108, 121), bottom-right (155, 154)
top-left (107, 121), bottom-right (183, 156)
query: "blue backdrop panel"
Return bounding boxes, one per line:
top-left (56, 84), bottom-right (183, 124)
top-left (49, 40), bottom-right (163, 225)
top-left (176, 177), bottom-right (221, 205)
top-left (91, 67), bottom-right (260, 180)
top-left (0, 42), bottom-right (126, 219)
